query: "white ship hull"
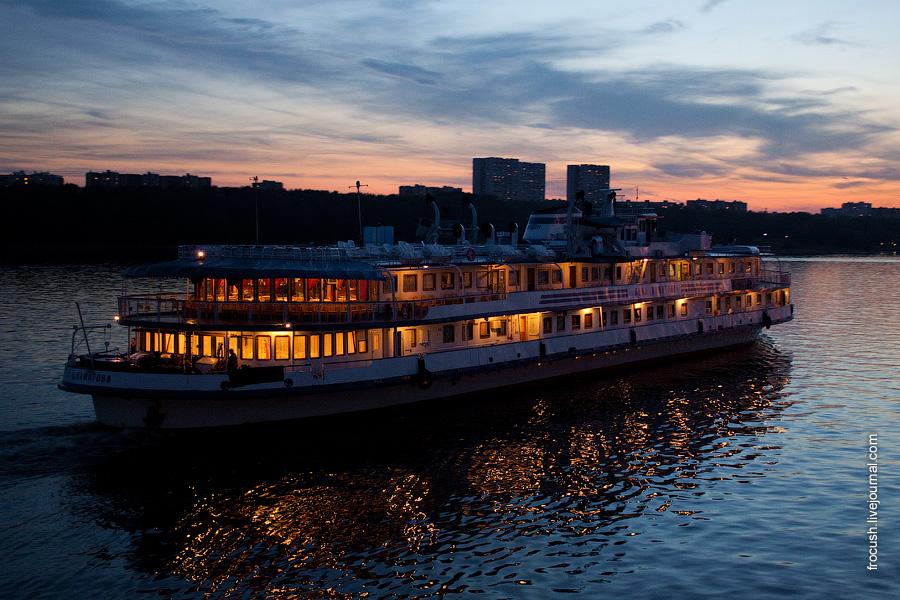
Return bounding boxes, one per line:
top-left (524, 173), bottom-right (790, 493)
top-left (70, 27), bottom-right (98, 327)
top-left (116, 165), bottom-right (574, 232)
top-left (64, 308), bottom-right (789, 429)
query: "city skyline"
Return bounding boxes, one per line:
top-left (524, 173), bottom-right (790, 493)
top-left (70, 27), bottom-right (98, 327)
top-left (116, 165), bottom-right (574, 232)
top-left (2, 1), bottom-right (899, 212)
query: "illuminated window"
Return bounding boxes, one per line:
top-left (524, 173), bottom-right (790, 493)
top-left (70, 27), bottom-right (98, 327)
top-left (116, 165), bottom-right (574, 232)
top-left (719, 262), bottom-right (725, 274)
top-left (335, 332), bottom-right (345, 356)
top-left (571, 314), bottom-right (581, 330)
top-left (635, 308), bottom-right (642, 322)
top-left (681, 303), bottom-right (688, 316)
top-left (347, 331), bottom-right (357, 354)
top-left (275, 336), bottom-right (290, 360)
top-left (293, 335), bottom-right (307, 359)
top-left (241, 336), bottom-right (254, 360)
top-left (323, 334), bottom-right (333, 357)
top-left (668, 304), bottom-right (675, 318)
top-left (464, 272), bottom-right (473, 288)
top-left (584, 312), bottom-right (593, 328)
top-left (480, 321), bottom-right (490, 338)
top-left (257, 336), bottom-right (271, 360)
top-left (309, 335), bottom-right (320, 359)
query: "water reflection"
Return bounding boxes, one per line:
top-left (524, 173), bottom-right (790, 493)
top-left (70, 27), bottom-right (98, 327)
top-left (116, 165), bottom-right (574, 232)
top-left (69, 337), bottom-right (791, 598)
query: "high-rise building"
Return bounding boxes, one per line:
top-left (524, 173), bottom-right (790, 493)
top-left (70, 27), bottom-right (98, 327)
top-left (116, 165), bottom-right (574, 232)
top-left (473, 157), bottom-right (545, 201)
top-left (567, 164), bottom-right (610, 204)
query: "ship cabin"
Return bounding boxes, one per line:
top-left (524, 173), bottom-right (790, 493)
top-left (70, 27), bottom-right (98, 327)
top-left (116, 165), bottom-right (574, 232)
top-left (117, 244), bottom-right (791, 374)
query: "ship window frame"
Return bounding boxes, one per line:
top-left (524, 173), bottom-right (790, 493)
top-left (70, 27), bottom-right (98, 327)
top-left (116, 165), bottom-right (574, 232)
top-left (423, 272), bottom-right (437, 291)
top-left (538, 270), bottom-right (549, 285)
top-left (623, 309), bottom-right (632, 324)
top-left (635, 307), bottom-right (642, 322)
top-left (571, 314), bottom-right (581, 330)
top-left (584, 312), bottom-right (593, 328)
top-left (441, 272), bottom-right (455, 290)
top-left (443, 324), bottom-right (455, 343)
top-left (543, 317), bottom-right (552, 334)
top-left (309, 335), bottom-right (320, 359)
top-left (610, 311), bottom-right (618, 325)
top-left (323, 333), bottom-right (333, 357)
top-left (479, 321), bottom-right (490, 338)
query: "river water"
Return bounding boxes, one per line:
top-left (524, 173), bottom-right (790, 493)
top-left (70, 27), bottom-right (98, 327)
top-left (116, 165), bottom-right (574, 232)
top-left (0, 257), bottom-right (897, 599)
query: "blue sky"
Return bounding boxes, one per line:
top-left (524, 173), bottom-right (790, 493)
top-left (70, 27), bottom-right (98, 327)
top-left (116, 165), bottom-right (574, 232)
top-left (2, 0), bottom-right (898, 210)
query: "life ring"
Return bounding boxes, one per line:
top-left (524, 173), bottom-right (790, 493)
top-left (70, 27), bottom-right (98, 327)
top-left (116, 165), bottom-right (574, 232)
top-left (401, 303), bottom-right (413, 319)
top-left (466, 248), bottom-right (476, 261)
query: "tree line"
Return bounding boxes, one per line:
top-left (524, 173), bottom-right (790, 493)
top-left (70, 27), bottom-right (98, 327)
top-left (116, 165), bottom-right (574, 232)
top-left (1, 185), bottom-right (897, 260)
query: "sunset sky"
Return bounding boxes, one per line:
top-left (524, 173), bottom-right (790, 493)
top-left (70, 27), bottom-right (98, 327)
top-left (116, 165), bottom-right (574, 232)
top-left (2, 0), bottom-right (898, 212)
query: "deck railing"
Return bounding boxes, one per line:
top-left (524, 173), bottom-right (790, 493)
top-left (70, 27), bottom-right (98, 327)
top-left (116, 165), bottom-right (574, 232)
top-left (117, 293), bottom-right (507, 328)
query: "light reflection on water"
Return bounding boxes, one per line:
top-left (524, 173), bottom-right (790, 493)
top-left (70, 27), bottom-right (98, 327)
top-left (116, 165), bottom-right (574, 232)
top-left (62, 339), bottom-right (792, 599)
top-left (1, 259), bottom-right (899, 599)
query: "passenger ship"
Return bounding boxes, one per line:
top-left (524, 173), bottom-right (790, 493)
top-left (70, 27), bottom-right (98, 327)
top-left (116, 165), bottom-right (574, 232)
top-left (60, 191), bottom-right (793, 429)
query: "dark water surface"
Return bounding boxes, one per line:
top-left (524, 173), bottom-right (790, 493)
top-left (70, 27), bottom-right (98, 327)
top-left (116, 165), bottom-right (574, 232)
top-left (0, 258), bottom-right (897, 599)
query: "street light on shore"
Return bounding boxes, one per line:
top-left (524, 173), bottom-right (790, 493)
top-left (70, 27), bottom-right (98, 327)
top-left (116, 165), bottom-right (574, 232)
top-left (250, 176), bottom-right (259, 245)
top-left (349, 180), bottom-right (368, 243)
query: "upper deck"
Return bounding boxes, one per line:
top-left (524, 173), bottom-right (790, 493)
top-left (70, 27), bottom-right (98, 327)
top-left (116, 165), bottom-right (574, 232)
top-left (117, 243), bottom-right (790, 331)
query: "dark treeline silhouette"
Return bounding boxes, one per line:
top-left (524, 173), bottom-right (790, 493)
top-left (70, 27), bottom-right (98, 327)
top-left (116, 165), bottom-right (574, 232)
top-left (1, 185), bottom-right (898, 260)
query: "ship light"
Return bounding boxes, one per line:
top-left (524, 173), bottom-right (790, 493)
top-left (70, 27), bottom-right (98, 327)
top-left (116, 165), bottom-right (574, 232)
top-left (197, 250), bottom-right (205, 258)
top-left (284, 323), bottom-right (292, 329)
top-left (114, 315), bottom-right (120, 321)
